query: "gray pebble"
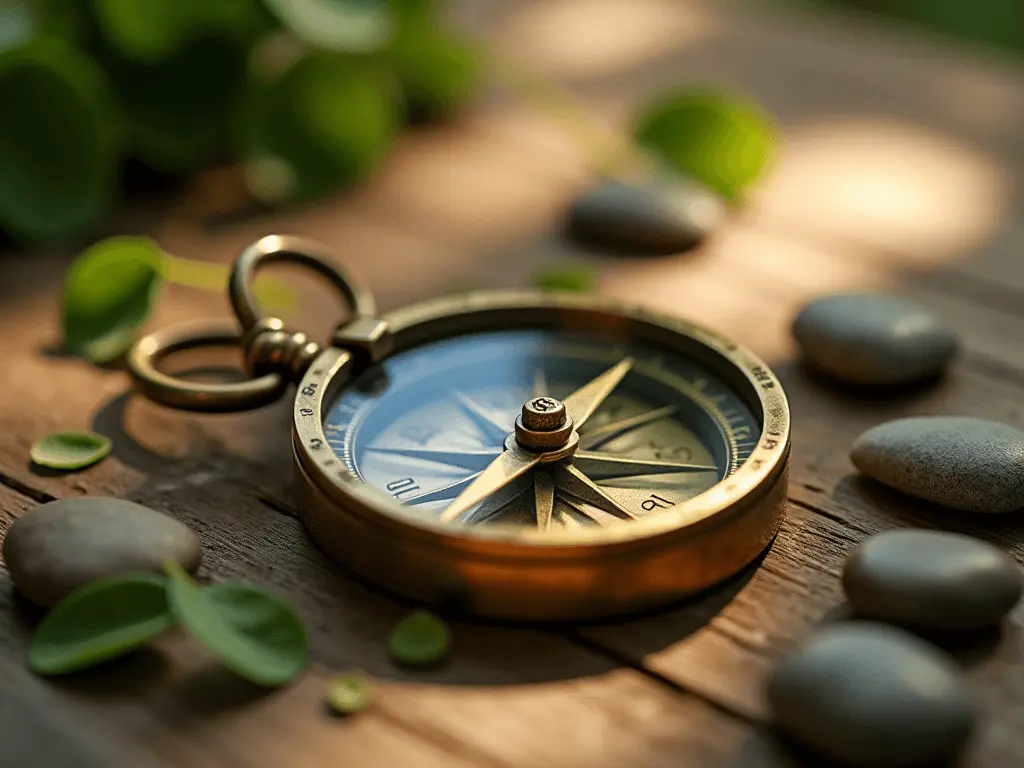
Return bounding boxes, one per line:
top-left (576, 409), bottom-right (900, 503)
top-left (766, 622), bottom-right (975, 767)
top-left (844, 530), bottom-right (1022, 629)
top-left (2, 497), bottom-right (201, 606)
top-left (792, 293), bottom-right (958, 386)
top-left (851, 416), bottom-right (1024, 513)
top-left (566, 175), bottom-right (725, 254)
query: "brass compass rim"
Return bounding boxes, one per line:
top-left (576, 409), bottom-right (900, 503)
top-left (292, 289), bottom-right (790, 554)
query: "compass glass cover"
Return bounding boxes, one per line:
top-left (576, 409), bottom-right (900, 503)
top-left (323, 329), bottom-right (761, 529)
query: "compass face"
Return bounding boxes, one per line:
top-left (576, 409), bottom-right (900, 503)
top-left (322, 330), bottom-right (761, 529)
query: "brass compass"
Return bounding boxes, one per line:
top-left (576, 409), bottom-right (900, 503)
top-left (128, 235), bottom-right (790, 620)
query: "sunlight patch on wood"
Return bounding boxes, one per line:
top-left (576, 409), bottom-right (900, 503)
top-left (750, 118), bottom-right (1011, 261)
top-left (501, 0), bottom-right (711, 78)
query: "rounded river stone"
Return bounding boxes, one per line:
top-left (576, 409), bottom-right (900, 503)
top-left (792, 293), bottom-right (958, 386)
top-left (851, 416), bottom-right (1024, 513)
top-left (565, 176), bottom-right (726, 254)
top-left (766, 622), bottom-right (975, 767)
top-left (2, 496), bottom-right (201, 607)
top-left (844, 530), bottom-right (1022, 629)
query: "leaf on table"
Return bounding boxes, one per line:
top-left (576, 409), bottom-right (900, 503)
top-left (30, 431), bottom-right (113, 471)
top-left (164, 561), bottom-right (308, 687)
top-left (29, 573), bottom-right (174, 675)
top-left (163, 256), bottom-right (299, 316)
top-left (634, 89), bottom-right (778, 201)
top-left (532, 262), bottom-right (596, 293)
top-left (388, 609), bottom-right (451, 667)
top-left (61, 235), bottom-right (165, 363)
top-left (262, 0), bottom-right (392, 54)
top-left (237, 50), bottom-right (400, 203)
top-left (327, 670), bottom-right (371, 715)
top-left (0, 39), bottom-right (119, 243)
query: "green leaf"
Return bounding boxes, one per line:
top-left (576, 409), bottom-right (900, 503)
top-left (0, 39), bottom-right (118, 242)
top-left (327, 671), bottom-right (371, 715)
top-left (532, 262), bottom-right (596, 293)
top-left (238, 51), bottom-right (400, 202)
top-left (104, 34), bottom-right (248, 173)
top-left (634, 90), bottom-right (778, 200)
top-left (30, 431), bottom-right (112, 470)
top-left (29, 573), bottom-right (174, 675)
top-left (164, 561), bottom-right (307, 687)
top-left (391, 30), bottom-right (479, 120)
top-left (61, 236), bottom-right (165, 363)
top-left (388, 609), bottom-right (450, 667)
top-left (262, 0), bottom-right (392, 53)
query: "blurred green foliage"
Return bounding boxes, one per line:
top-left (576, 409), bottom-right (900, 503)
top-left (789, 0), bottom-right (1024, 55)
top-left (0, 0), bottom-right (481, 243)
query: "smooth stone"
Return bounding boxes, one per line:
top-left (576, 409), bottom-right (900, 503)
top-left (851, 416), bottom-right (1024, 513)
top-left (565, 176), bottom-right (726, 254)
top-left (766, 622), bottom-right (975, 767)
top-left (844, 530), bottom-right (1022, 629)
top-left (792, 292), bottom-right (958, 386)
top-left (2, 497), bottom-right (201, 607)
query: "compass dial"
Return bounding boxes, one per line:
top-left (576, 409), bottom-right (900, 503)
top-left (323, 330), bottom-right (760, 530)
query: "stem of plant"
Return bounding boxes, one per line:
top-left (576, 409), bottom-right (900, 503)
top-left (472, 43), bottom-right (656, 182)
top-left (161, 253), bottom-right (298, 315)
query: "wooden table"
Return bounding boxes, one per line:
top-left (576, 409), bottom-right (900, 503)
top-left (2, 1), bottom-right (1023, 765)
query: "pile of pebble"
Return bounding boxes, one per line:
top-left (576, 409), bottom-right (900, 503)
top-left (771, 292), bottom-right (1024, 766)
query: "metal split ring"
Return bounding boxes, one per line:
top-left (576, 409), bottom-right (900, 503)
top-left (127, 235), bottom-right (376, 413)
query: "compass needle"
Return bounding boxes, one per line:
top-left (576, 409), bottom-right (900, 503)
top-left (551, 464), bottom-right (637, 520)
top-left (579, 405), bottom-right (677, 449)
top-left (533, 471), bottom-right (555, 531)
top-left (561, 358), bottom-right (634, 430)
top-left (440, 446), bottom-right (541, 523)
top-left (366, 445), bottom-right (501, 472)
top-left (574, 451), bottom-right (717, 479)
top-left (454, 392), bottom-right (512, 443)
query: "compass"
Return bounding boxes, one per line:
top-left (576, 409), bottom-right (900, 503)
top-left (128, 236), bottom-right (790, 620)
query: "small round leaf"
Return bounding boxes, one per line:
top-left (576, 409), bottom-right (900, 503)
top-left (238, 51), bottom-right (400, 202)
top-left (30, 431), bottom-right (113, 471)
top-left (532, 263), bottom-right (596, 293)
top-left (61, 236), bottom-right (165, 363)
top-left (165, 562), bottom-right (307, 687)
top-left (30, 572), bottom-right (174, 675)
top-left (327, 671), bottom-right (371, 715)
top-left (262, 0), bottom-right (392, 53)
top-left (388, 610), bottom-right (450, 667)
top-left (634, 90), bottom-right (778, 201)
top-left (0, 39), bottom-right (118, 243)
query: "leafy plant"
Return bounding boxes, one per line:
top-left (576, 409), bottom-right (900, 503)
top-left (29, 573), bottom-right (174, 674)
top-left (165, 560), bottom-right (307, 687)
top-left (30, 430), bottom-right (113, 470)
top-left (0, 0), bottom-right (777, 247)
top-left (388, 609), bottom-right (450, 667)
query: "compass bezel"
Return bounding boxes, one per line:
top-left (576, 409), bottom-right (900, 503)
top-left (291, 289), bottom-right (790, 619)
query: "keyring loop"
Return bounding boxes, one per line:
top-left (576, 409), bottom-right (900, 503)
top-left (229, 234), bottom-right (376, 332)
top-left (127, 322), bottom-right (288, 413)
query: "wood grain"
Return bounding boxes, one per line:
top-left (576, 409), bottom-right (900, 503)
top-left (2, 0), bottom-right (1024, 764)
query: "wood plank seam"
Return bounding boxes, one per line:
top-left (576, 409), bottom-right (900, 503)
top-left (565, 630), bottom-right (761, 727)
top-left (0, 469), bottom-right (57, 505)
